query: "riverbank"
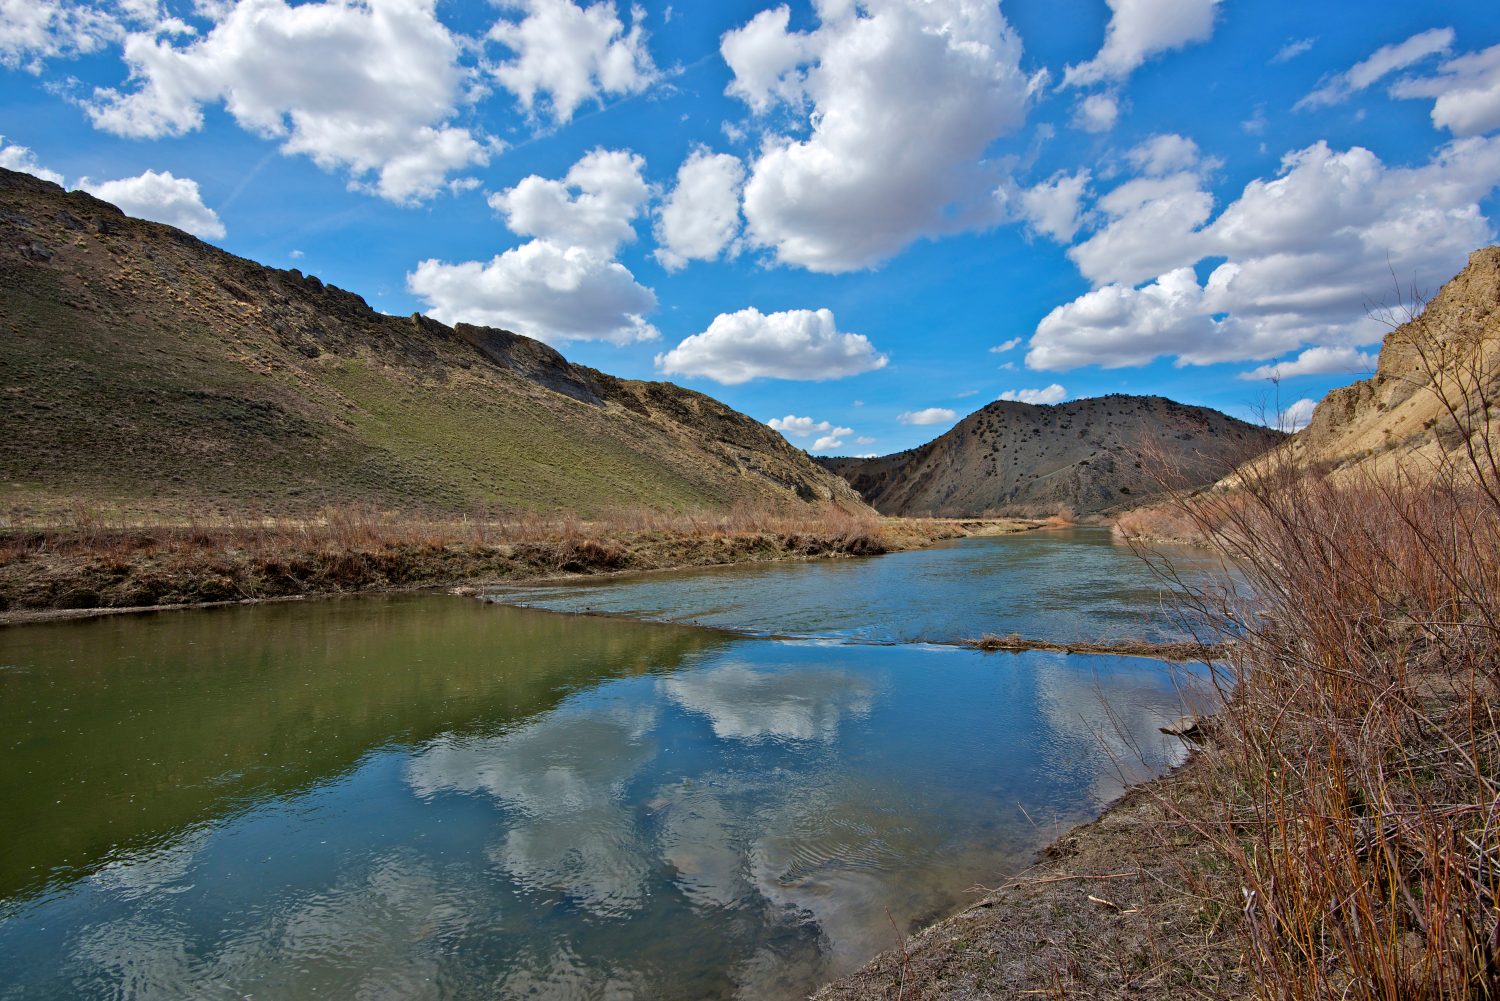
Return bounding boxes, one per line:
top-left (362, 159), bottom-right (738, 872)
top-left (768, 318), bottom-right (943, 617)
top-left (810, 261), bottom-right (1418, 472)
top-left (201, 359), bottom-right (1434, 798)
top-left (0, 508), bottom-right (1033, 625)
top-left (819, 461), bottom-right (1500, 1000)
top-left (814, 747), bottom-right (1248, 1000)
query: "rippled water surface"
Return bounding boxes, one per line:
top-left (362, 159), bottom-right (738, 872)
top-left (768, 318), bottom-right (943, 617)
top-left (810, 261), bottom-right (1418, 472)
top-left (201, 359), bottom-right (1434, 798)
top-left (487, 527), bottom-right (1223, 644)
top-left (0, 532), bottom-right (1215, 1000)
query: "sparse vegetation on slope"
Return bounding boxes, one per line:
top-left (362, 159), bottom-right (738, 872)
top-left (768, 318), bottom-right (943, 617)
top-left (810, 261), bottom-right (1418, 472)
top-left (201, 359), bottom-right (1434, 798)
top-left (823, 395), bottom-right (1283, 518)
top-left (0, 167), bottom-right (863, 519)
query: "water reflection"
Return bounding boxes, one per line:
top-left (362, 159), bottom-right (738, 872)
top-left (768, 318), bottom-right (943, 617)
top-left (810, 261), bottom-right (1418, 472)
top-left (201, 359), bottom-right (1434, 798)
top-left (408, 699), bottom-right (662, 917)
top-left (663, 659), bottom-right (875, 742)
top-left (1032, 657), bottom-right (1210, 803)
top-left (0, 578), bottom-right (1211, 1000)
top-left (0, 596), bottom-right (725, 902)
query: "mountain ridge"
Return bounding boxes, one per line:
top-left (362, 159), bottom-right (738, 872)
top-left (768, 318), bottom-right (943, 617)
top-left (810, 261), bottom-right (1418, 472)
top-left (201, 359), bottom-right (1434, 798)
top-left (0, 167), bottom-right (867, 518)
top-left (821, 394), bottom-right (1284, 517)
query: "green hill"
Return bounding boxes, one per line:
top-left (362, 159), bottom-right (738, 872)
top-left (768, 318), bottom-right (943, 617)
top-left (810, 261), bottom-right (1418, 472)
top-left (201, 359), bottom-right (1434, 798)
top-left (0, 167), bottom-right (865, 519)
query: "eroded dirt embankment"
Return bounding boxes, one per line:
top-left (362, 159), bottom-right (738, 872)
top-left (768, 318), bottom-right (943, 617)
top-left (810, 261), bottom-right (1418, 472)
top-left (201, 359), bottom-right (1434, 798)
top-left (0, 517), bottom-right (1032, 626)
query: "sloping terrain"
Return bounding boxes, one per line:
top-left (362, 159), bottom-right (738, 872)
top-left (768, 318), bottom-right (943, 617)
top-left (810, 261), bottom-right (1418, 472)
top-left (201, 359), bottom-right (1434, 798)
top-left (1283, 246), bottom-right (1500, 478)
top-left (822, 395), bottom-right (1283, 517)
top-left (0, 168), bottom-right (865, 518)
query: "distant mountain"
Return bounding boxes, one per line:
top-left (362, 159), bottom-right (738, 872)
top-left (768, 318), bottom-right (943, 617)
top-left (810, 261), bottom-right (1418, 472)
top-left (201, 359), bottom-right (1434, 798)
top-left (1282, 246), bottom-right (1500, 478)
top-left (0, 167), bottom-right (866, 517)
top-left (821, 395), bottom-right (1284, 517)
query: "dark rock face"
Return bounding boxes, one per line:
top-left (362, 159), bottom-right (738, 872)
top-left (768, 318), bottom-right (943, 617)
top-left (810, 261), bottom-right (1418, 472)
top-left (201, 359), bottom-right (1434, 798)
top-left (822, 395), bottom-right (1285, 517)
top-left (0, 166), bottom-right (867, 516)
top-left (453, 323), bottom-right (604, 405)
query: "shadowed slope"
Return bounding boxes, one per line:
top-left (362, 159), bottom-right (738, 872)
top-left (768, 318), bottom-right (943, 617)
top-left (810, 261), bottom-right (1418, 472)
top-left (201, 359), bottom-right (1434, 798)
top-left (822, 395), bottom-right (1282, 517)
top-left (0, 168), bottom-right (865, 518)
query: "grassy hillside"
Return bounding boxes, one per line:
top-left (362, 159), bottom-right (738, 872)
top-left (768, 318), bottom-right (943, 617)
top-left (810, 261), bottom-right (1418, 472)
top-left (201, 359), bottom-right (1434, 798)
top-left (822, 395), bottom-right (1283, 517)
top-left (0, 167), bottom-right (865, 519)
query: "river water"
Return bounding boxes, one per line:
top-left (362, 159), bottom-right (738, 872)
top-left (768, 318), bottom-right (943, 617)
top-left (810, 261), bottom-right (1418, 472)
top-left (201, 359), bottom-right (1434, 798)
top-left (0, 529), bottom-right (1220, 1000)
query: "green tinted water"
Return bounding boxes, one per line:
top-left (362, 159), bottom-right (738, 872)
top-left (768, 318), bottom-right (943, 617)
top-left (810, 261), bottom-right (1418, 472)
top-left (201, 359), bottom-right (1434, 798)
top-left (0, 534), bottom-right (1213, 1000)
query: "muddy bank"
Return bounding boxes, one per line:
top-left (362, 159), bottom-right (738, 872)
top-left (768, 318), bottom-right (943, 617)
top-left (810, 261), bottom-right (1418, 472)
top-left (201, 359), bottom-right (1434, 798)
top-left (0, 518), bottom-right (1033, 626)
top-left (963, 632), bottom-right (1225, 661)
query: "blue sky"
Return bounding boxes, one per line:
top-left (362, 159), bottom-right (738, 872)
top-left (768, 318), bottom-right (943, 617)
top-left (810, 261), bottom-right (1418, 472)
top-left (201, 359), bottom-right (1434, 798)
top-left (3, 0), bottom-right (1499, 456)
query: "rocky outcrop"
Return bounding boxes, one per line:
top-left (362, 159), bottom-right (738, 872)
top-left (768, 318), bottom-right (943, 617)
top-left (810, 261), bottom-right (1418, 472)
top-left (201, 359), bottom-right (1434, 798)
top-left (1286, 247), bottom-right (1500, 476)
top-left (823, 395), bottom-right (1283, 517)
top-left (0, 167), bottom-right (866, 516)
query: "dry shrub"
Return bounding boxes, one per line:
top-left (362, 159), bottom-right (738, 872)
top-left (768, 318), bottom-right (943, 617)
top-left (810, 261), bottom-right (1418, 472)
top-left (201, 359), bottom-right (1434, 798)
top-left (0, 502), bottom-right (870, 557)
top-left (0, 499), bottom-right (946, 611)
top-left (1113, 500), bottom-right (1211, 545)
top-left (1143, 328), bottom-right (1500, 1000)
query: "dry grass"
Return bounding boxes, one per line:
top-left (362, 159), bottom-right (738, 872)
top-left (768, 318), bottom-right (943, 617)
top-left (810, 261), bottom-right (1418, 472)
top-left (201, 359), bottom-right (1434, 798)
top-left (0, 502), bottom-right (969, 615)
top-left (1127, 322), bottom-right (1500, 1000)
top-left (1152, 460), bottom-right (1500, 1000)
top-left (1113, 499), bottom-right (1217, 546)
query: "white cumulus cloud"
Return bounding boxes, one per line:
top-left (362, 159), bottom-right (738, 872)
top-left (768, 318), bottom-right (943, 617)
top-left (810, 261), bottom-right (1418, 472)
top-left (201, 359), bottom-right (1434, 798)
top-left (722, 0), bottom-right (1033, 273)
top-left (408, 241), bottom-right (657, 344)
top-left (898, 407), bottom-right (957, 426)
top-left (1392, 43), bottom-right (1500, 138)
top-left (720, 5), bottom-right (809, 115)
top-left (0, 135), bottom-right (64, 184)
top-left (0, 0), bottom-right (118, 72)
top-left (78, 169), bottom-right (226, 239)
top-left (656, 307), bottom-right (886, 385)
top-left (410, 147), bottom-right (657, 344)
top-left (1029, 137), bottom-right (1500, 371)
top-left (767, 415), bottom-right (846, 438)
top-left (86, 0), bottom-right (489, 204)
top-left (1019, 169), bottom-right (1091, 242)
top-left (1127, 133), bottom-right (1211, 176)
top-left (488, 0), bottom-right (656, 123)
top-left (767, 413), bottom-right (861, 451)
top-left (1298, 27), bottom-right (1454, 110)
top-left (1068, 171), bottom-right (1216, 287)
top-left (1072, 91), bottom-right (1119, 133)
top-left (488, 147), bottom-right (647, 257)
top-left (1062, 0), bottom-right (1222, 87)
top-left (1239, 346), bottom-right (1377, 381)
top-left (999, 384), bottom-right (1068, 405)
top-left (1279, 398), bottom-right (1318, 432)
top-left (654, 149), bottom-right (746, 270)
top-left (1031, 267), bottom-right (1211, 370)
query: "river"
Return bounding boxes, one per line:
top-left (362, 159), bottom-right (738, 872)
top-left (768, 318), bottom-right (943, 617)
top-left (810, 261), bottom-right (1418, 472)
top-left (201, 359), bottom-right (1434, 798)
top-left (0, 528), bottom-right (1222, 1000)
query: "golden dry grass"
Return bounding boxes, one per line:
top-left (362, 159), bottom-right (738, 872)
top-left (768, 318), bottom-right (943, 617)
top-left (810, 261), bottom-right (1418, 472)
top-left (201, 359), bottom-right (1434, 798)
top-left (0, 503), bottom-right (976, 616)
top-left (1150, 459), bottom-right (1500, 1000)
top-left (1123, 335), bottom-right (1500, 998)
